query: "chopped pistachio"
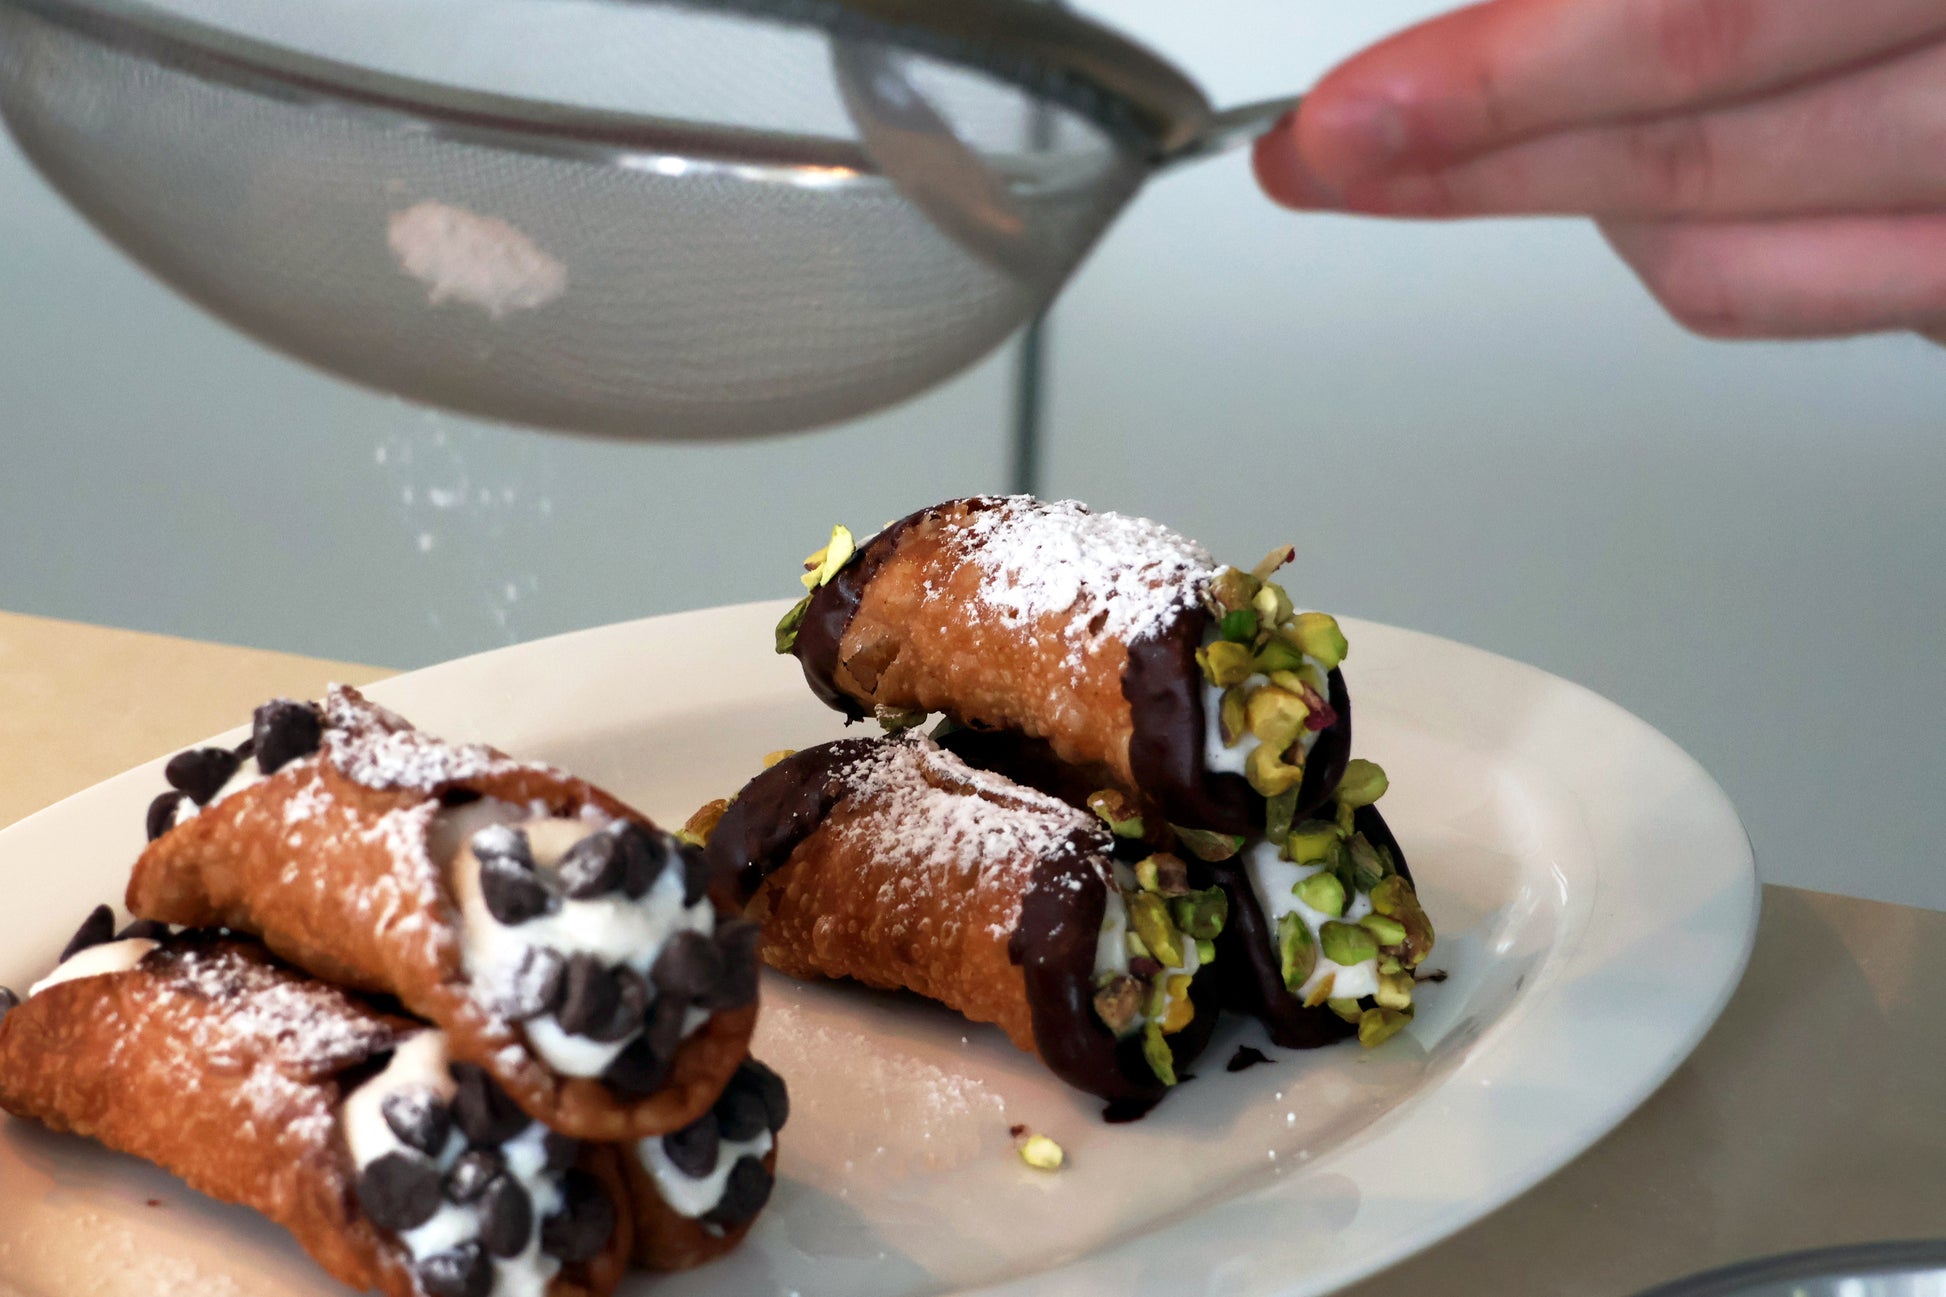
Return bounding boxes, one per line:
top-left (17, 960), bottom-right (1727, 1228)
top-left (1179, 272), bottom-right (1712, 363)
top-left (1246, 743), bottom-right (1306, 797)
top-left (1286, 820), bottom-right (1342, 864)
top-left (1124, 930), bottom-right (1152, 961)
top-left (1294, 871), bottom-right (1347, 917)
top-left (1171, 825), bottom-right (1245, 861)
top-left (1246, 686), bottom-right (1309, 747)
top-left (1197, 640), bottom-right (1256, 688)
top-left (1287, 611), bottom-right (1348, 670)
top-left (1320, 920), bottom-right (1379, 967)
top-left (1218, 608), bottom-right (1259, 642)
top-left (1252, 638), bottom-right (1307, 675)
top-left (1170, 887), bottom-right (1229, 941)
top-left (1160, 973), bottom-right (1196, 1034)
top-left (1264, 785), bottom-right (1300, 845)
top-left (1347, 834), bottom-right (1388, 891)
top-left (1358, 1006), bottom-right (1412, 1048)
top-left (1336, 758), bottom-right (1390, 809)
top-left (1374, 970), bottom-right (1416, 1011)
top-left (681, 798), bottom-right (730, 847)
top-left (774, 595), bottom-right (812, 654)
top-left (761, 750), bottom-right (796, 769)
top-left (1204, 566), bottom-right (1261, 615)
top-left (800, 523), bottom-right (855, 590)
top-left (874, 705), bottom-right (927, 732)
top-left (1195, 938), bottom-right (1217, 965)
top-left (1087, 790), bottom-right (1145, 839)
top-left (1302, 971), bottom-right (1337, 1008)
top-left (1297, 662), bottom-right (1329, 696)
top-left (1378, 956), bottom-right (1403, 975)
top-left (1142, 1021), bottom-right (1177, 1086)
top-left (1267, 668), bottom-right (1312, 696)
top-left (927, 716), bottom-right (964, 740)
top-left (1326, 997), bottom-right (1364, 1024)
top-left (1276, 911), bottom-right (1316, 993)
top-left (1360, 913), bottom-right (1408, 946)
top-left (1253, 581), bottom-right (1294, 628)
top-left (1369, 876), bottom-right (1436, 967)
top-left (1018, 1133), bottom-right (1065, 1171)
top-left (1135, 853), bottom-right (1191, 897)
top-left (1336, 797), bottom-right (1357, 835)
top-left (1127, 893), bottom-right (1184, 967)
top-left (1219, 686), bottom-right (1249, 748)
top-left (1092, 974), bottom-right (1145, 1035)
top-left (1250, 545), bottom-right (1296, 581)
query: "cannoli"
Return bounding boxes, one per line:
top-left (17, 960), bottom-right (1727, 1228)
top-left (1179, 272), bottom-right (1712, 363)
top-left (704, 735), bottom-right (1226, 1113)
top-left (622, 1058), bottom-right (787, 1271)
top-left (775, 495), bottom-right (1353, 838)
top-left (0, 923), bottom-right (632, 1297)
top-left (1210, 762), bottom-right (1436, 1050)
top-left (126, 686), bottom-right (760, 1141)
top-left (936, 733), bottom-right (1437, 1050)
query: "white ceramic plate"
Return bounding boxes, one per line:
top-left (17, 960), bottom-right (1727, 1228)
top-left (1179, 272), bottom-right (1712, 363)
top-left (0, 603), bottom-right (1758, 1297)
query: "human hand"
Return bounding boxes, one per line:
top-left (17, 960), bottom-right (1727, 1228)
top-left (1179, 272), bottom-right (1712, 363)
top-left (1252, 0), bottom-right (1946, 343)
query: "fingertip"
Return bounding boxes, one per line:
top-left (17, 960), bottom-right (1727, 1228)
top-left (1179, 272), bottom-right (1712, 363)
top-left (1252, 111), bottom-right (1341, 210)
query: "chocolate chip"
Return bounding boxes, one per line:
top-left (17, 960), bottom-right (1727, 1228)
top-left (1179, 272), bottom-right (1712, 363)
top-left (443, 1148), bottom-right (504, 1204)
top-left (252, 699), bottom-right (322, 775)
top-left (736, 1059), bottom-right (789, 1134)
top-left (644, 982), bottom-right (687, 1055)
top-left (163, 747), bottom-right (241, 806)
top-left (478, 1175), bottom-right (534, 1258)
top-left (557, 832), bottom-right (624, 900)
top-left (661, 1115), bottom-right (720, 1178)
top-left (539, 1169), bottom-right (615, 1263)
top-left (616, 825), bottom-right (668, 899)
top-left (600, 1032), bottom-right (671, 1098)
top-left (415, 1242), bottom-right (492, 1297)
top-left (585, 966), bottom-right (650, 1045)
top-left (449, 1064), bottom-right (529, 1147)
top-left (1226, 1045), bottom-right (1273, 1073)
top-left (478, 842), bottom-right (554, 927)
top-left (699, 920), bottom-right (761, 1011)
top-left (649, 930), bottom-right (723, 1003)
top-left (703, 1156), bottom-right (773, 1229)
top-left (380, 1089), bottom-right (451, 1157)
top-left (356, 1151), bottom-right (443, 1231)
top-left (0, 987), bottom-right (18, 1025)
top-left (59, 905), bottom-right (115, 964)
top-left (554, 955), bottom-right (618, 1038)
top-left (503, 946), bottom-right (566, 1021)
top-left (115, 919), bottom-right (170, 942)
top-left (146, 791), bottom-right (184, 842)
top-left (678, 843), bottom-right (713, 906)
top-left (541, 1131), bottom-right (580, 1174)
top-left (438, 787), bottom-right (483, 807)
top-left (713, 1078), bottom-right (769, 1144)
top-left (233, 737), bottom-right (255, 762)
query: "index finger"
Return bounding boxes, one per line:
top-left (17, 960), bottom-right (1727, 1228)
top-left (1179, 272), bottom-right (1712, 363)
top-left (1287, 0), bottom-right (1946, 183)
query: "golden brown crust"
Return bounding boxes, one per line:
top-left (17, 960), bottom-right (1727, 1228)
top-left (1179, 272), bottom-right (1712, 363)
top-left (125, 687), bottom-right (754, 1142)
top-left (830, 500), bottom-right (1146, 788)
top-left (620, 1145), bottom-right (777, 1272)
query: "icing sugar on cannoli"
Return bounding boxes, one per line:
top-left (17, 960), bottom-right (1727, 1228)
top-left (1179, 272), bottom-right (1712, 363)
top-left (129, 686), bottom-right (760, 1141)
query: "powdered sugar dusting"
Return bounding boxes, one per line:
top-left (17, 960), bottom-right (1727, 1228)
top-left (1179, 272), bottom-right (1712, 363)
top-left (832, 737), bottom-right (1113, 942)
top-left (157, 944), bottom-right (397, 1081)
top-left (321, 685), bottom-right (554, 793)
top-left (956, 497), bottom-right (1214, 654)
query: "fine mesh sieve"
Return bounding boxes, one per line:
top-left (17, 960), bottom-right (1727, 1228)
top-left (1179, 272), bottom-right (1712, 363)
top-left (0, 0), bottom-right (1296, 438)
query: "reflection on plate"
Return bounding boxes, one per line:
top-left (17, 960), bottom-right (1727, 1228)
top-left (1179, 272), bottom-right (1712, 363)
top-left (0, 603), bottom-right (1757, 1297)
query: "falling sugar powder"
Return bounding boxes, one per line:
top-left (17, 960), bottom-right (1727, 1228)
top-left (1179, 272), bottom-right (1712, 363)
top-left (955, 497), bottom-right (1216, 656)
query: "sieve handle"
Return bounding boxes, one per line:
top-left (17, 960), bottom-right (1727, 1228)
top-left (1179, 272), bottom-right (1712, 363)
top-left (1162, 94), bottom-right (1303, 169)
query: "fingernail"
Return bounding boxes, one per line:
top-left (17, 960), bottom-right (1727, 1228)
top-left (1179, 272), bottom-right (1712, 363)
top-left (1310, 93), bottom-right (1408, 167)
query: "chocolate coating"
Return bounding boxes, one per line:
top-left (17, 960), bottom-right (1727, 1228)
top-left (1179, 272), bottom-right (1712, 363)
top-left (59, 905), bottom-right (115, 964)
top-left (788, 508), bottom-right (938, 717)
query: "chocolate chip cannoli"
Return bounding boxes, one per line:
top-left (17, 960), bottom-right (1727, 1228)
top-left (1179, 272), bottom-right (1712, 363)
top-left (776, 495), bottom-right (1353, 840)
top-left (1209, 761), bottom-right (1436, 1050)
top-left (0, 924), bottom-right (632, 1297)
top-left (704, 735), bottom-right (1225, 1114)
top-left (127, 685), bottom-right (760, 1142)
top-left (622, 1058), bottom-right (787, 1271)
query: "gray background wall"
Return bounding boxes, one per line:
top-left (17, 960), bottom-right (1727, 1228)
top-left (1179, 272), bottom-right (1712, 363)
top-left (2, 0), bottom-right (1942, 911)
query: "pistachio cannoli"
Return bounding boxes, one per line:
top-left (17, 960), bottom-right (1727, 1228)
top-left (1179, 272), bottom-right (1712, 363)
top-left (0, 924), bottom-right (632, 1297)
top-left (703, 735), bottom-right (1225, 1114)
top-left (127, 686), bottom-right (760, 1142)
top-left (775, 495), bottom-right (1353, 839)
